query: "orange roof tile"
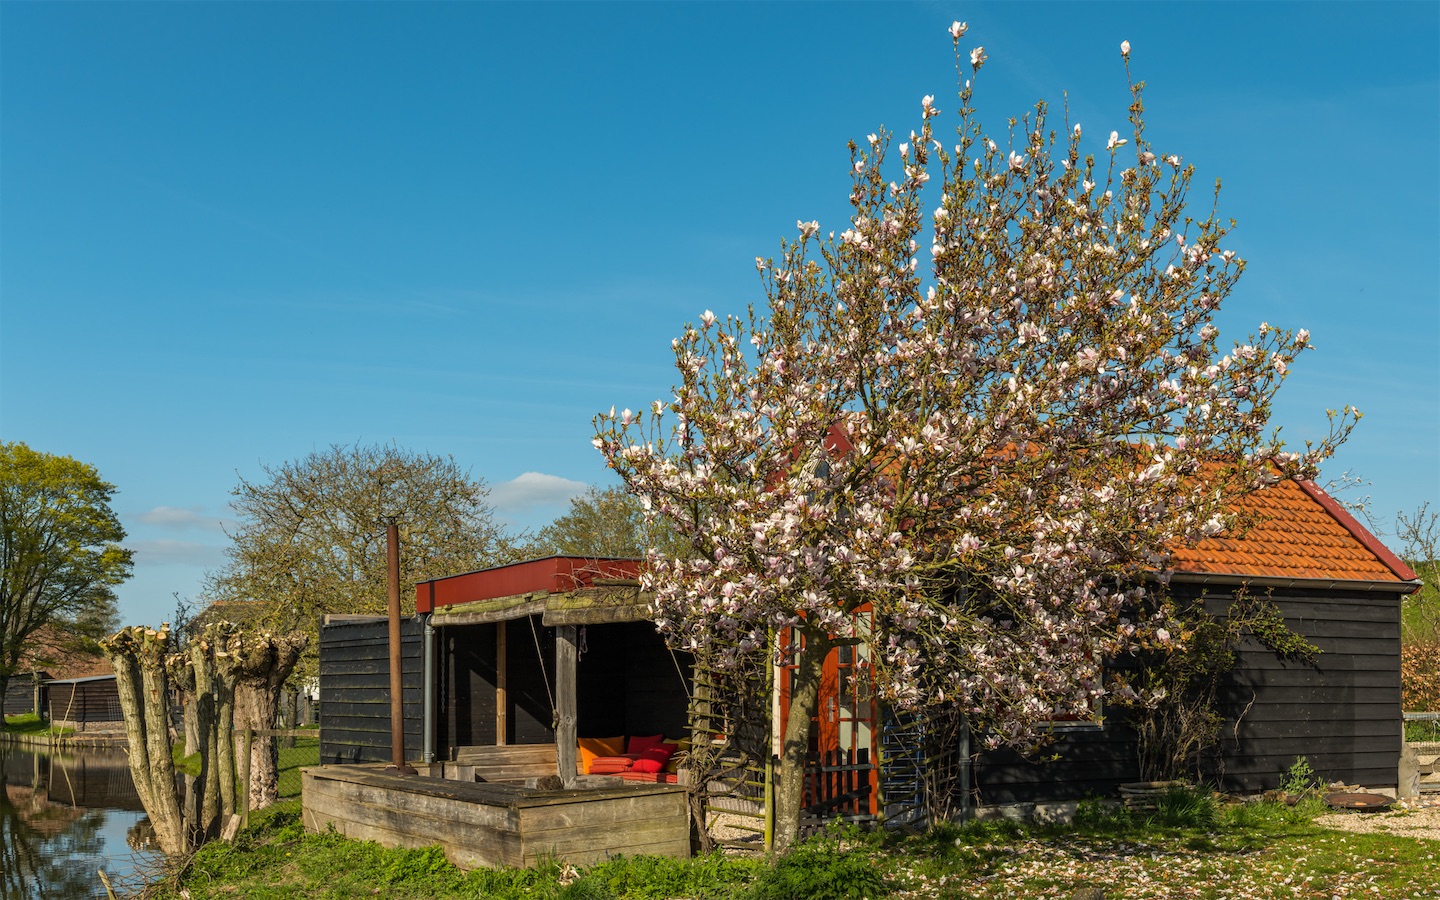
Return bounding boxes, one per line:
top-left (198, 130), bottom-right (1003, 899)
top-left (1171, 477), bottom-right (1418, 584)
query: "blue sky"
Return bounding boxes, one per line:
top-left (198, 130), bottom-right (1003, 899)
top-left (2, 2), bottom-right (1436, 628)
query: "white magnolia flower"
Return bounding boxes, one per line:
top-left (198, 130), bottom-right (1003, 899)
top-left (1107, 130), bottom-right (1128, 149)
top-left (866, 133), bottom-right (879, 146)
top-left (949, 20), bottom-right (967, 40)
top-left (798, 220), bottom-right (820, 238)
top-left (1120, 40), bottom-right (1131, 56)
top-left (1007, 150), bottom-right (1026, 173)
top-left (970, 46), bottom-right (987, 68)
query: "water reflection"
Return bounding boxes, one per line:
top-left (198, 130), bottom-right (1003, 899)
top-left (0, 743), bottom-right (164, 900)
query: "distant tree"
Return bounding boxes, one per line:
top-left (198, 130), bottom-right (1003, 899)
top-left (530, 485), bottom-right (687, 559)
top-left (1397, 503), bottom-right (1439, 711)
top-left (0, 442), bottom-right (130, 710)
top-left (596, 26), bottom-right (1354, 849)
top-left (204, 442), bottom-right (522, 675)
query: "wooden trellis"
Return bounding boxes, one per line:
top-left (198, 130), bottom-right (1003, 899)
top-left (683, 634), bottom-right (966, 851)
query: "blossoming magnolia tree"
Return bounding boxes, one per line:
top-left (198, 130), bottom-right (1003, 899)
top-left (596, 26), bottom-right (1355, 850)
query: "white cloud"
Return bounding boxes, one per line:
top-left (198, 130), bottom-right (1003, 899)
top-left (129, 539), bottom-right (228, 567)
top-left (134, 506), bottom-right (232, 533)
top-left (490, 472), bottom-right (588, 515)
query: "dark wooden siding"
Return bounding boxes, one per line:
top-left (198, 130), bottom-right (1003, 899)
top-left (575, 621), bottom-right (691, 740)
top-left (3, 678), bottom-right (44, 717)
top-left (1211, 587), bottom-right (1402, 791)
top-left (438, 622), bottom-right (499, 756)
top-left (46, 679), bottom-right (122, 726)
top-left (507, 617), bottom-right (556, 745)
top-left (319, 618), bottom-right (423, 765)
top-left (970, 583), bottom-right (1403, 805)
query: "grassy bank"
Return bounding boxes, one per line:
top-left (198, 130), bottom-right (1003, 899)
top-left (143, 789), bottom-right (1440, 899)
top-left (1, 711), bottom-right (73, 738)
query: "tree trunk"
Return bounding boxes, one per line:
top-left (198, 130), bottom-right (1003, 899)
top-left (772, 629), bottom-right (833, 853)
top-left (232, 633), bottom-right (307, 810)
top-left (102, 626), bottom-right (189, 856)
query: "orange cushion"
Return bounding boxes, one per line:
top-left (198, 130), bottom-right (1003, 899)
top-left (587, 756), bottom-right (634, 774)
top-left (579, 737), bottom-right (626, 773)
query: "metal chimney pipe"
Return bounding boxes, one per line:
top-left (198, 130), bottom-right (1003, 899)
top-left (386, 518), bottom-right (416, 774)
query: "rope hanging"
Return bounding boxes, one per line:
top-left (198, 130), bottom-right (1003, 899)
top-left (527, 614), bottom-right (556, 722)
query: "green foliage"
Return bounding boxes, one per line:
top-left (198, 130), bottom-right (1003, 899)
top-left (1072, 796), bottom-right (1135, 831)
top-left (172, 743), bottom-right (202, 777)
top-left (1149, 785), bottom-right (1219, 829)
top-left (380, 845), bottom-right (455, 885)
top-left (203, 442), bottom-right (524, 679)
top-left (530, 484), bottom-right (689, 560)
top-left (583, 852), bottom-right (759, 900)
top-left (1280, 756), bottom-right (1319, 795)
top-left (0, 442), bottom-right (130, 700)
top-left (748, 835), bottom-right (892, 900)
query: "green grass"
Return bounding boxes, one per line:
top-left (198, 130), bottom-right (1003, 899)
top-left (276, 736), bottom-right (318, 798)
top-left (1, 712), bottom-right (72, 737)
top-left (166, 735), bottom-right (318, 797)
top-left (142, 791), bottom-right (1440, 900)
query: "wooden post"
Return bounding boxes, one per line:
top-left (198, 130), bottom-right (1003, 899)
top-left (555, 624), bottom-right (578, 787)
top-left (239, 727), bottom-right (253, 829)
top-left (385, 519), bottom-right (416, 775)
top-left (496, 620), bottom-right (508, 745)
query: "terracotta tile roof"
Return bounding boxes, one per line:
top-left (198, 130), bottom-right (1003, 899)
top-left (1171, 477), bottom-right (1419, 584)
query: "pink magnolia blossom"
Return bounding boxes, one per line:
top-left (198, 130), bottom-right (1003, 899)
top-left (596, 24), bottom-right (1355, 772)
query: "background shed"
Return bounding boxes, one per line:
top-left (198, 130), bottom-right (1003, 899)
top-left (318, 616), bottom-right (424, 765)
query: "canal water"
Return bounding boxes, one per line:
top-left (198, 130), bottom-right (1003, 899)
top-left (0, 741), bottom-right (165, 899)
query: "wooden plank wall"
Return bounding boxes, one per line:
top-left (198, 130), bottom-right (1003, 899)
top-left (46, 681), bottom-right (122, 727)
top-left (2, 680), bottom-right (43, 717)
top-left (439, 622), bottom-right (499, 754)
top-left (302, 766), bottom-right (690, 869)
top-left (319, 618), bottom-right (424, 765)
top-left (1211, 586), bottom-right (1402, 791)
top-left (970, 584), bottom-right (1402, 805)
top-left (506, 617), bottom-right (556, 745)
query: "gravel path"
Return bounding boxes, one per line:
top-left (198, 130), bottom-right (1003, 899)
top-left (1315, 798), bottom-right (1440, 841)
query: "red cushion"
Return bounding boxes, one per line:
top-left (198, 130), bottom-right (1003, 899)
top-left (587, 756), bottom-right (634, 774)
top-left (630, 742), bottom-right (677, 774)
top-left (627, 734), bottom-right (668, 754)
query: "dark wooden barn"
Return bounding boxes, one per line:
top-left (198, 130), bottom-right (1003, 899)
top-left (309, 557), bottom-right (695, 868)
top-left (2, 672), bottom-right (48, 718)
top-left (45, 675), bottom-right (123, 731)
top-left (970, 476), bottom-right (1420, 810)
top-left (317, 557), bottom-right (692, 771)
top-left (318, 616), bottom-right (424, 766)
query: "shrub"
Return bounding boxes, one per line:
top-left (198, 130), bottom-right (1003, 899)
top-left (1401, 638), bottom-right (1440, 712)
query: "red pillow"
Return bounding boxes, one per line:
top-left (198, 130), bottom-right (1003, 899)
top-left (627, 734), bottom-right (668, 755)
top-left (630, 742), bottom-right (676, 774)
top-left (587, 756), bottom-right (634, 774)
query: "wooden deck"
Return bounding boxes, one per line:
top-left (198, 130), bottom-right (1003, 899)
top-left (302, 764), bottom-right (690, 869)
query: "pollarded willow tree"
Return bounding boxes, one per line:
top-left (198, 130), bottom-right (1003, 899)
top-left (596, 26), bottom-right (1356, 850)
